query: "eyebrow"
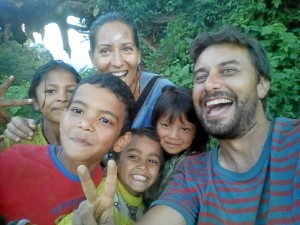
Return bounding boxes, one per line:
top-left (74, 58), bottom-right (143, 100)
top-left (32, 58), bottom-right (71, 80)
top-left (70, 100), bottom-right (120, 121)
top-left (125, 148), bottom-right (161, 158)
top-left (220, 59), bottom-right (240, 66)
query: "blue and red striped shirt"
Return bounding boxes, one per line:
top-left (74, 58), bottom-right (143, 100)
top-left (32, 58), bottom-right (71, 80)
top-left (153, 117), bottom-right (300, 225)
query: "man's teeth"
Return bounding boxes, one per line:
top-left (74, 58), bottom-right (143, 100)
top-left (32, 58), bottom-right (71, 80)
top-left (132, 175), bottom-right (147, 181)
top-left (206, 99), bottom-right (232, 107)
top-left (112, 72), bottom-right (126, 77)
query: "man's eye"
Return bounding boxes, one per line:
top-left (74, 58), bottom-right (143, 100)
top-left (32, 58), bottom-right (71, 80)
top-left (223, 68), bottom-right (237, 75)
top-left (194, 74), bottom-right (207, 83)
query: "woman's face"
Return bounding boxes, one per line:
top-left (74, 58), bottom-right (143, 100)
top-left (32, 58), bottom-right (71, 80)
top-left (89, 21), bottom-right (141, 91)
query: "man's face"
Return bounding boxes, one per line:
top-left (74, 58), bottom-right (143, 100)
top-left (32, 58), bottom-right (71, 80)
top-left (192, 43), bottom-right (267, 139)
top-left (59, 83), bottom-right (126, 167)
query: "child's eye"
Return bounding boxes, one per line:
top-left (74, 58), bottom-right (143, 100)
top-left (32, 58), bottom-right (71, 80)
top-left (99, 117), bottom-right (112, 125)
top-left (45, 89), bottom-right (55, 94)
top-left (70, 107), bottom-right (83, 114)
top-left (129, 155), bottom-right (138, 160)
top-left (67, 89), bottom-right (74, 94)
top-left (161, 123), bottom-right (170, 128)
top-left (149, 159), bottom-right (158, 164)
top-left (182, 127), bottom-right (190, 132)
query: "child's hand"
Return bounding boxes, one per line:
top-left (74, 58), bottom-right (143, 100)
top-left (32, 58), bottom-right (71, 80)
top-left (73, 160), bottom-right (117, 225)
top-left (4, 117), bottom-right (36, 141)
top-left (0, 75), bottom-right (33, 125)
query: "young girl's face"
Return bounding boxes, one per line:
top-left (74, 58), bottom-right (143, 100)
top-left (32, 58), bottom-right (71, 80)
top-left (156, 114), bottom-right (196, 155)
top-left (34, 69), bottom-right (78, 124)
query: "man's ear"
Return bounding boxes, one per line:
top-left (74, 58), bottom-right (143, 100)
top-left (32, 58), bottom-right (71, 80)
top-left (113, 132), bottom-right (132, 153)
top-left (257, 76), bottom-right (270, 99)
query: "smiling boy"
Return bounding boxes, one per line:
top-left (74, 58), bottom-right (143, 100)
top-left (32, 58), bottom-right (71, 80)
top-left (0, 74), bottom-right (134, 225)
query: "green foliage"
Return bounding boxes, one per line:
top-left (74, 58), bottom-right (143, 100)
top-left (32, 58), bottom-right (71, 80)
top-left (0, 41), bottom-right (53, 85)
top-left (139, 0), bottom-right (299, 119)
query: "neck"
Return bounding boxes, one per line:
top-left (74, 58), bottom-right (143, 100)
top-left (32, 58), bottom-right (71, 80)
top-left (42, 119), bottom-right (61, 145)
top-left (218, 112), bottom-right (270, 173)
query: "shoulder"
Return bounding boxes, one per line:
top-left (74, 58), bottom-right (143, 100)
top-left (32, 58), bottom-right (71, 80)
top-left (273, 117), bottom-right (300, 137)
top-left (140, 71), bottom-right (174, 89)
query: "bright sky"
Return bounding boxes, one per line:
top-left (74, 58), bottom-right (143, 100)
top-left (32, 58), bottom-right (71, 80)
top-left (33, 16), bottom-right (93, 70)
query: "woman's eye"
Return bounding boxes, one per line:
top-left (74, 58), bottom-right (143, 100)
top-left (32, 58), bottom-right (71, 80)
top-left (99, 48), bottom-right (110, 55)
top-left (123, 46), bottom-right (133, 52)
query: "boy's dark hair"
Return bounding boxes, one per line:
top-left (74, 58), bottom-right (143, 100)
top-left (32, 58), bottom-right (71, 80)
top-left (89, 12), bottom-right (140, 53)
top-left (151, 86), bottom-right (208, 158)
top-left (68, 73), bottom-right (135, 135)
top-left (28, 60), bottom-right (81, 99)
top-left (190, 25), bottom-right (271, 108)
top-left (114, 127), bottom-right (165, 171)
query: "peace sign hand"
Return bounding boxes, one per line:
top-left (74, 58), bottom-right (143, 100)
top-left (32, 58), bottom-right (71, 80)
top-left (0, 76), bottom-right (32, 125)
top-left (72, 160), bottom-right (118, 225)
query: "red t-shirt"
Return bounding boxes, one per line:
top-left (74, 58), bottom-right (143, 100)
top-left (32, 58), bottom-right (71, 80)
top-left (0, 144), bottom-right (102, 225)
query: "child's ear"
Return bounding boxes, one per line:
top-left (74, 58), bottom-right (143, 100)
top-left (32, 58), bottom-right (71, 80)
top-left (113, 132), bottom-right (132, 153)
top-left (32, 99), bottom-right (41, 111)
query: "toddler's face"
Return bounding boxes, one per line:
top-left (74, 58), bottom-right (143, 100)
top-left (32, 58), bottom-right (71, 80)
top-left (156, 115), bottom-right (196, 155)
top-left (117, 135), bottom-right (162, 196)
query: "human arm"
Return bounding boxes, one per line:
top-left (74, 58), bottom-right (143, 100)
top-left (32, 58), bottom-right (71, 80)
top-left (136, 205), bottom-right (186, 225)
top-left (71, 160), bottom-right (117, 225)
top-left (0, 75), bottom-right (33, 125)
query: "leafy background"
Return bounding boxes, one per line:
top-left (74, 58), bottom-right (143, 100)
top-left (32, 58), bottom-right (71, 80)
top-left (1, 0), bottom-right (299, 134)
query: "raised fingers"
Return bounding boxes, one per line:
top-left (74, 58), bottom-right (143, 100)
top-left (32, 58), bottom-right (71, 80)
top-left (77, 165), bottom-right (98, 206)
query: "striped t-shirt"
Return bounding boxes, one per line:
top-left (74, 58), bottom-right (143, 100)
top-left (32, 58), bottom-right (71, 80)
top-left (153, 117), bottom-right (300, 225)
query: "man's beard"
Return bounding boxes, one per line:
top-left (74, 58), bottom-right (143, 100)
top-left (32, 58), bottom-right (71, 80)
top-left (196, 92), bottom-right (258, 140)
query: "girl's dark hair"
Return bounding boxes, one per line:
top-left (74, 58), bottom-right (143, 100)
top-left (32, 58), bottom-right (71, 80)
top-left (69, 73), bottom-right (135, 135)
top-left (28, 60), bottom-right (81, 99)
top-left (151, 86), bottom-right (208, 158)
top-left (89, 12), bottom-right (140, 52)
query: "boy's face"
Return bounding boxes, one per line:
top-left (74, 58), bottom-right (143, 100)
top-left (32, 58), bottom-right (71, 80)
top-left (59, 83), bottom-right (126, 169)
top-left (117, 135), bottom-right (162, 196)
